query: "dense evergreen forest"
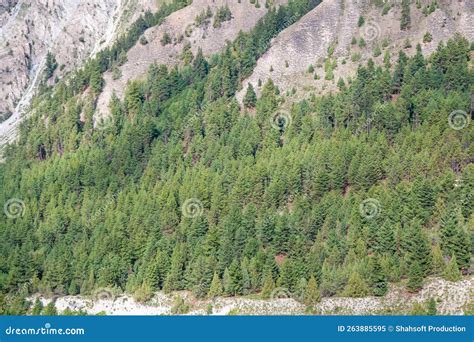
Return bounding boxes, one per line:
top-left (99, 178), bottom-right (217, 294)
top-left (0, 0), bottom-right (473, 314)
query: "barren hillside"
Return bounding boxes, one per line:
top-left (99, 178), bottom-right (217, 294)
top-left (0, 0), bottom-right (159, 147)
top-left (96, 0), bottom-right (288, 118)
top-left (236, 0), bottom-right (474, 103)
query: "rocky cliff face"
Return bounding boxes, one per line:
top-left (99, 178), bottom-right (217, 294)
top-left (236, 0), bottom-right (474, 103)
top-left (0, 0), bottom-right (158, 146)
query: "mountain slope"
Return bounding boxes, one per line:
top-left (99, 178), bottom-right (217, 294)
top-left (96, 0), bottom-right (288, 118)
top-left (0, 0), bottom-right (160, 147)
top-left (0, 0), bottom-right (472, 316)
top-left (237, 0), bottom-right (474, 102)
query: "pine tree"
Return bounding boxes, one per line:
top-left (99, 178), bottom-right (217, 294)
top-left (241, 258), bottom-right (251, 295)
top-left (426, 298), bottom-right (437, 315)
top-left (134, 281), bottom-right (153, 303)
top-left (161, 32), bottom-right (171, 45)
top-left (410, 302), bottom-right (427, 315)
top-left (226, 260), bottom-right (243, 296)
top-left (443, 254), bottom-right (462, 282)
top-left (45, 52), bottom-right (58, 79)
top-left (261, 271), bottom-right (275, 299)
top-left (407, 261), bottom-right (423, 293)
top-left (314, 168), bottom-right (330, 198)
top-left (440, 210), bottom-right (470, 271)
top-left (193, 48), bottom-right (209, 79)
top-left (223, 268), bottom-right (232, 295)
top-left (208, 272), bottom-right (223, 298)
top-left (189, 256), bottom-right (213, 298)
top-left (368, 255), bottom-right (388, 296)
top-left (295, 277), bottom-right (307, 302)
top-left (42, 302), bottom-right (58, 316)
top-left (405, 222), bottom-right (432, 276)
top-left (31, 298), bottom-right (43, 315)
top-left (89, 61), bottom-right (103, 94)
top-left (337, 78), bottom-right (346, 90)
top-left (376, 221), bottom-right (396, 254)
top-left (304, 275), bottom-right (321, 306)
top-left (258, 215), bottom-right (275, 247)
top-left (400, 0), bottom-right (411, 30)
top-left (343, 271), bottom-right (369, 297)
top-left (243, 84), bottom-right (257, 108)
top-left (431, 245), bottom-right (445, 275)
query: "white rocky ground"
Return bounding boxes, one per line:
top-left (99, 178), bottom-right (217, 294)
top-left (32, 276), bottom-right (473, 316)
